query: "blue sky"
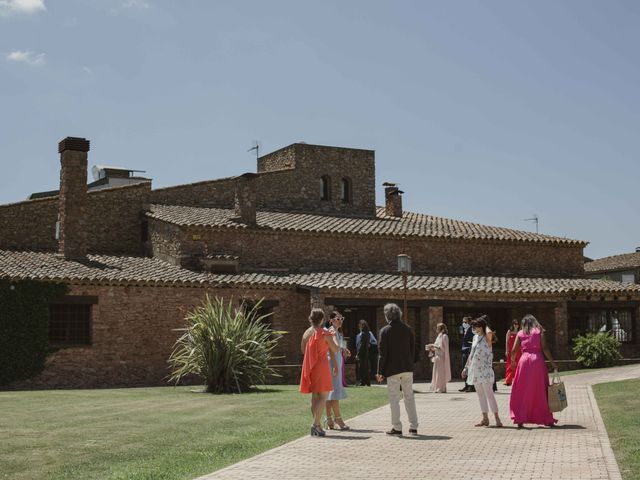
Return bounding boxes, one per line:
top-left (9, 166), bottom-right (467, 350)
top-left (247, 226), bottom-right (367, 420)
top-left (1, 0), bottom-right (638, 259)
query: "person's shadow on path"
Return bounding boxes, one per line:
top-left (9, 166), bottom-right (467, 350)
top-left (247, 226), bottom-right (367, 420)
top-left (398, 435), bottom-right (452, 441)
top-left (325, 435), bottom-right (371, 440)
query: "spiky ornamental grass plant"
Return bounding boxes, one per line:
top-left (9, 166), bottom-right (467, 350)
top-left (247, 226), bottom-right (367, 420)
top-left (168, 296), bottom-right (283, 393)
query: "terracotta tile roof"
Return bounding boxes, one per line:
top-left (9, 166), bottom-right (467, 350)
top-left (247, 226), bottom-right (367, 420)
top-left (585, 252), bottom-right (640, 274)
top-left (0, 250), bottom-right (212, 286)
top-left (146, 205), bottom-right (586, 246)
top-left (3, 250), bottom-right (634, 295)
top-left (214, 272), bottom-right (640, 295)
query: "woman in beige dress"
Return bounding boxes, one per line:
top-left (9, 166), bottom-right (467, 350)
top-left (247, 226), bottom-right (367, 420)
top-left (426, 323), bottom-right (452, 393)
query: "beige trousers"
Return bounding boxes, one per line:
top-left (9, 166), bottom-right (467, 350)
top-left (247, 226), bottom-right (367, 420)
top-left (386, 371), bottom-right (419, 431)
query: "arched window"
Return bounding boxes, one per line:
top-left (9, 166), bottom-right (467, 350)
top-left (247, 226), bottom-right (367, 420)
top-left (340, 178), bottom-right (351, 203)
top-left (320, 175), bottom-right (331, 200)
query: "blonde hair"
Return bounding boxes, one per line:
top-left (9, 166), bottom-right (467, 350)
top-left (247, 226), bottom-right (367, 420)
top-left (521, 314), bottom-right (544, 334)
top-left (437, 323), bottom-right (447, 334)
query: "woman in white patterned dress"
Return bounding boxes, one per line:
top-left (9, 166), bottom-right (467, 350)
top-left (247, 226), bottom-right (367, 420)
top-left (462, 316), bottom-right (503, 427)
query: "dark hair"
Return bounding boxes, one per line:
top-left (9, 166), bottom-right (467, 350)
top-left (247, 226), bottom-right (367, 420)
top-left (309, 308), bottom-right (325, 327)
top-left (471, 317), bottom-right (487, 331)
top-left (358, 319), bottom-right (370, 333)
top-left (329, 310), bottom-right (339, 320)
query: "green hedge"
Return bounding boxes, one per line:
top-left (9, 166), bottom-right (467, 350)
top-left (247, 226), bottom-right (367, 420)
top-left (0, 279), bottom-right (67, 386)
top-left (572, 332), bottom-right (622, 368)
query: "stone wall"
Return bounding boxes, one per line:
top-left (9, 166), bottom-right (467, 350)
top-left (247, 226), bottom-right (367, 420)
top-left (149, 143), bottom-right (376, 217)
top-left (0, 183), bottom-right (150, 254)
top-left (167, 226), bottom-right (585, 277)
top-left (0, 197), bottom-right (58, 251)
top-left (257, 144), bottom-right (297, 172)
top-left (263, 143), bottom-right (376, 217)
top-left (86, 183), bottom-right (150, 254)
top-left (148, 218), bottom-right (183, 265)
top-left (149, 177), bottom-right (237, 208)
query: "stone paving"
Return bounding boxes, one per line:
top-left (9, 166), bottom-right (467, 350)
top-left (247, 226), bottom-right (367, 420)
top-left (197, 365), bottom-right (640, 480)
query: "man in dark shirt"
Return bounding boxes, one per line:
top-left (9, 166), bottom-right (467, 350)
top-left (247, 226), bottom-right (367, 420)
top-left (376, 303), bottom-right (419, 435)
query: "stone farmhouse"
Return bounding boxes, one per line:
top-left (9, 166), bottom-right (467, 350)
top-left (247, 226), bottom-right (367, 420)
top-left (1, 137), bottom-right (639, 388)
top-left (586, 249), bottom-right (640, 285)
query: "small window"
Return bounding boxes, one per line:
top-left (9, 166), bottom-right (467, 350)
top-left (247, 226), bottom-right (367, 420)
top-left (320, 175), bottom-right (331, 201)
top-left (568, 308), bottom-right (634, 343)
top-left (621, 274), bottom-right (635, 284)
top-left (242, 301), bottom-right (276, 328)
top-left (340, 178), bottom-right (351, 203)
top-left (49, 304), bottom-right (92, 346)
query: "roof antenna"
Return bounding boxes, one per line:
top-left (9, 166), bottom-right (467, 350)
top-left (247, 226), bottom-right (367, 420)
top-left (247, 140), bottom-right (261, 161)
top-left (524, 214), bottom-right (539, 233)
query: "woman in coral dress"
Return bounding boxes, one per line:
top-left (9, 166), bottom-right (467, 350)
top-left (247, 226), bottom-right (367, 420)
top-left (300, 308), bottom-right (339, 437)
top-left (504, 319), bottom-right (521, 386)
top-left (509, 314), bottom-right (559, 427)
top-left (427, 323), bottom-right (451, 393)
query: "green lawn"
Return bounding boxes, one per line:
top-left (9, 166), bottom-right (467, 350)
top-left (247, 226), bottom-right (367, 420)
top-left (593, 379), bottom-right (640, 480)
top-left (0, 385), bottom-right (388, 480)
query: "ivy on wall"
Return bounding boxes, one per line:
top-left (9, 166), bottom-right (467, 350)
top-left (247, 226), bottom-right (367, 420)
top-left (0, 279), bottom-right (68, 386)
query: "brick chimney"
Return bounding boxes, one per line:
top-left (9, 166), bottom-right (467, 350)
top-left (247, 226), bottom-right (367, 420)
top-left (58, 137), bottom-right (90, 260)
top-left (384, 185), bottom-right (403, 218)
top-left (234, 173), bottom-right (258, 226)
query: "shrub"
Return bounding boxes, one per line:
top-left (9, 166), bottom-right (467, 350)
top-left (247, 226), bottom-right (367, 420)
top-left (168, 296), bottom-right (283, 393)
top-left (573, 332), bottom-right (622, 368)
top-left (0, 279), bottom-right (68, 386)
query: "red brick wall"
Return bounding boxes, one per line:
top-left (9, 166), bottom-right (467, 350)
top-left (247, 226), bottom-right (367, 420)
top-left (10, 284), bottom-right (311, 389)
top-left (167, 227), bottom-right (585, 277)
top-left (6, 280), bottom-right (638, 389)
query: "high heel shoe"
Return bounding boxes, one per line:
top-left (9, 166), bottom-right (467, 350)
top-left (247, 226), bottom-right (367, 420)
top-left (310, 424), bottom-right (326, 437)
top-left (324, 416), bottom-right (336, 430)
top-left (334, 416), bottom-right (350, 430)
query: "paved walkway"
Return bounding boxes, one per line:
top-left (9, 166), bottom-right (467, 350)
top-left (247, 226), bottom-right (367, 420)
top-left (198, 365), bottom-right (640, 480)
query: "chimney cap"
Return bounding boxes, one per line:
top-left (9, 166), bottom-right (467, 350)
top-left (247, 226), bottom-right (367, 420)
top-left (58, 137), bottom-right (90, 153)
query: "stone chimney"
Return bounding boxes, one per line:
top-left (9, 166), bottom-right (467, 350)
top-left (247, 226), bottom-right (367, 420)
top-left (58, 137), bottom-right (90, 260)
top-left (234, 173), bottom-right (258, 226)
top-left (384, 185), bottom-right (403, 218)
